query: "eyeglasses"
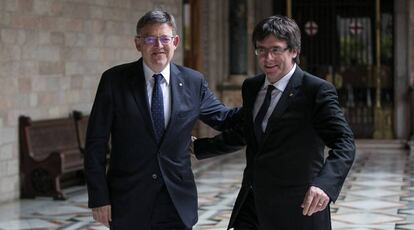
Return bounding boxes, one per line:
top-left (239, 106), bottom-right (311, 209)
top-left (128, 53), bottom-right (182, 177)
top-left (255, 47), bottom-right (289, 56)
top-left (137, 35), bottom-right (175, 45)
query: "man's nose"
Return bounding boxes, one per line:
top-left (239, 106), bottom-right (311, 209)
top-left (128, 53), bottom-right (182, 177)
top-left (154, 38), bottom-right (163, 47)
top-left (265, 50), bottom-right (274, 58)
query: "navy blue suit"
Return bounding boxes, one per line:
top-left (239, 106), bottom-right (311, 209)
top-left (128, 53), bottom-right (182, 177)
top-left (85, 58), bottom-right (236, 229)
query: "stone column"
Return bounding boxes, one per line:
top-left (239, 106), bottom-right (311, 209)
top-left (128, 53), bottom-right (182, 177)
top-left (408, 0), bottom-right (414, 147)
top-left (229, 0), bottom-right (248, 85)
top-left (219, 0), bottom-right (273, 108)
top-left (394, 0), bottom-right (411, 139)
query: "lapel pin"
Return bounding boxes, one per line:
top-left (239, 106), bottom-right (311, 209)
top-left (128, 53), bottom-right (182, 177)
top-left (179, 83), bottom-right (183, 87)
top-left (289, 92), bottom-right (294, 97)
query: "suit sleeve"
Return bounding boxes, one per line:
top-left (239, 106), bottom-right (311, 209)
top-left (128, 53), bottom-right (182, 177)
top-left (194, 78), bottom-right (247, 159)
top-left (311, 82), bottom-right (356, 202)
top-left (84, 72), bottom-right (113, 208)
top-left (194, 118), bottom-right (246, 159)
top-left (198, 78), bottom-right (240, 130)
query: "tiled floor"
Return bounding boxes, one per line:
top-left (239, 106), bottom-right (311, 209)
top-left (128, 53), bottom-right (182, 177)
top-left (1, 149), bottom-right (414, 229)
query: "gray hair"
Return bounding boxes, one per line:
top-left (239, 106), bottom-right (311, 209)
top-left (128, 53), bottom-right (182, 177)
top-left (136, 10), bottom-right (177, 35)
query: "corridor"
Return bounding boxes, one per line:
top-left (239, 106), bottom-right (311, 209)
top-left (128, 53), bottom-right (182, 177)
top-left (0, 146), bottom-right (413, 229)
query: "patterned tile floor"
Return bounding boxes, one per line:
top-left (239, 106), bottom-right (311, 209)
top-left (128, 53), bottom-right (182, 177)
top-left (1, 149), bottom-right (414, 229)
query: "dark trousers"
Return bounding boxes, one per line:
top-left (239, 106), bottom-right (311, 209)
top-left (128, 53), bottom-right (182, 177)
top-left (234, 190), bottom-right (260, 230)
top-left (150, 186), bottom-right (191, 230)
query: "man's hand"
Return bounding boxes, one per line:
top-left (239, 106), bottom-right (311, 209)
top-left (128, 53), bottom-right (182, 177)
top-left (301, 186), bottom-right (330, 216)
top-left (92, 205), bottom-right (112, 227)
top-left (190, 136), bottom-right (197, 155)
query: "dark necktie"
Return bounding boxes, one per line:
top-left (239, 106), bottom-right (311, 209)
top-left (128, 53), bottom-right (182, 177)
top-left (254, 85), bottom-right (275, 142)
top-left (151, 74), bottom-right (165, 143)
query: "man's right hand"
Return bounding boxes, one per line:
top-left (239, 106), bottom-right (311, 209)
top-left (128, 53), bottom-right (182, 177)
top-left (92, 204), bottom-right (112, 227)
top-left (190, 136), bottom-right (197, 155)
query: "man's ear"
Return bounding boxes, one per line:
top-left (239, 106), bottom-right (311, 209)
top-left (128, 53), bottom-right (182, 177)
top-left (172, 35), bottom-right (180, 49)
top-left (291, 49), bottom-right (298, 59)
top-left (134, 37), bottom-right (142, 52)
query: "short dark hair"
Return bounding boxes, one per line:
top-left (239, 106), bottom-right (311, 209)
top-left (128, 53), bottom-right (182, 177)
top-left (252, 15), bottom-right (301, 63)
top-left (136, 10), bottom-right (177, 35)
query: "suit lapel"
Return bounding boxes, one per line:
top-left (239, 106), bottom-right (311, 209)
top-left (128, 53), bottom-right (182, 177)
top-left (245, 75), bottom-right (266, 149)
top-left (262, 66), bottom-right (304, 140)
top-left (128, 59), bottom-right (157, 141)
top-left (246, 75), bottom-right (265, 114)
top-left (161, 63), bottom-right (184, 145)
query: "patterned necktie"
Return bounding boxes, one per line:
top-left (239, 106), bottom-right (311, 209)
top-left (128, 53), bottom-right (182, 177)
top-left (254, 85), bottom-right (275, 142)
top-left (151, 74), bottom-right (165, 143)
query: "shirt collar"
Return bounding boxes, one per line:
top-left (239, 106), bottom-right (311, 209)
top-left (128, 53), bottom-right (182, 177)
top-left (143, 62), bottom-right (171, 85)
top-left (264, 64), bottom-right (296, 92)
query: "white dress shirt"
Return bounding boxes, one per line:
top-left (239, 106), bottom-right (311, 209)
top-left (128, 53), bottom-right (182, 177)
top-left (253, 64), bottom-right (296, 132)
top-left (143, 62), bottom-right (171, 128)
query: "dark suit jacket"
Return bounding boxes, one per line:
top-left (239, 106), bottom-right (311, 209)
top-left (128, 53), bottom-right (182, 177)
top-left (195, 66), bottom-right (355, 230)
top-left (85, 58), bottom-right (236, 229)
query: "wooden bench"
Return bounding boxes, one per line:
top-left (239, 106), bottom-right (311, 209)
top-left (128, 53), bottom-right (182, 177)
top-left (72, 111), bottom-right (88, 155)
top-left (19, 115), bottom-right (84, 200)
top-left (73, 110), bottom-right (111, 162)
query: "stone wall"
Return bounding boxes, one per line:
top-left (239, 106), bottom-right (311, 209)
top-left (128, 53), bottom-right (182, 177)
top-left (0, 0), bottom-right (182, 203)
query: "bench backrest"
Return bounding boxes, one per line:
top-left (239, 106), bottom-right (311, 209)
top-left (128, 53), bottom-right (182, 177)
top-left (72, 111), bottom-right (89, 151)
top-left (73, 110), bottom-right (112, 158)
top-left (19, 116), bottom-right (79, 161)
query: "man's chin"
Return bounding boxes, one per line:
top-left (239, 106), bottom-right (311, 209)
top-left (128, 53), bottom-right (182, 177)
top-left (148, 62), bottom-right (167, 72)
top-left (150, 58), bottom-right (166, 65)
top-left (264, 70), bottom-right (279, 77)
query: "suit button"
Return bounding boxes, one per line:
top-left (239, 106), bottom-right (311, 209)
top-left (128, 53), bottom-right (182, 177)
top-left (152, 174), bottom-right (158, 180)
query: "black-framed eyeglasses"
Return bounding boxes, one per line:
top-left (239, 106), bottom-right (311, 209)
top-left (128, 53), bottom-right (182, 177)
top-left (254, 46), bottom-right (289, 56)
top-left (137, 35), bottom-right (175, 45)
